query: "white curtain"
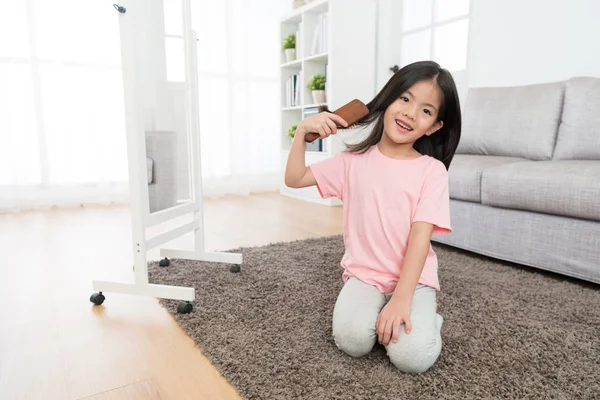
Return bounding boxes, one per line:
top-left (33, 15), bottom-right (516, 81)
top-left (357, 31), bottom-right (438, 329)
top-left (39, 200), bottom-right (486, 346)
top-left (185, 0), bottom-right (286, 197)
top-left (0, 0), bottom-right (286, 212)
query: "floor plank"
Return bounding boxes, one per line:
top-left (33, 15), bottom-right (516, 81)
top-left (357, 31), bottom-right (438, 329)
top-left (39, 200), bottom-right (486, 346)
top-left (0, 193), bottom-right (343, 400)
top-left (79, 380), bottom-right (161, 400)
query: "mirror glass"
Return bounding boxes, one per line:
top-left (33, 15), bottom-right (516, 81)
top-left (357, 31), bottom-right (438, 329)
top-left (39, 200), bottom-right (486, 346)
top-left (140, 0), bottom-right (193, 214)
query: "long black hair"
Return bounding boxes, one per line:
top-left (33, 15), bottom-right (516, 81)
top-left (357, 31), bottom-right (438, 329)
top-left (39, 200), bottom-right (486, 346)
top-left (346, 61), bottom-right (461, 170)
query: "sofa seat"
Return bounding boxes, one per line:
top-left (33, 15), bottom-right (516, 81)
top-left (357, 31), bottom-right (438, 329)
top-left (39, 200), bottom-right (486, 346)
top-left (481, 160), bottom-right (600, 221)
top-left (448, 154), bottom-right (528, 203)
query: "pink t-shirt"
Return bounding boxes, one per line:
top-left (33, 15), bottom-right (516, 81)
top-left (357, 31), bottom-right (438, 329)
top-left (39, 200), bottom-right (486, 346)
top-left (309, 144), bottom-right (452, 293)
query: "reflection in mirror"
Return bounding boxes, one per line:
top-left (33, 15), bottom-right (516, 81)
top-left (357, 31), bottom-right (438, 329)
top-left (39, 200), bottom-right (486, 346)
top-left (143, 74), bottom-right (193, 215)
top-left (142, 0), bottom-right (193, 214)
top-left (142, 73), bottom-right (193, 214)
top-left (146, 130), bottom-right (190, 213)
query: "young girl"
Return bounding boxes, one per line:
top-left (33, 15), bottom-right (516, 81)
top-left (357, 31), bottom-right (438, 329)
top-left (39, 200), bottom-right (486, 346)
top-left (284, 61), bottom-right (461, 373)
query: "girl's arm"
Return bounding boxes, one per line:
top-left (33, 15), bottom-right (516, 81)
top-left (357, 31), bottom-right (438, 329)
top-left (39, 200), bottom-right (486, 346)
top-left (284, 112), bottom-right (348, 188)
top-left (392, 221), bottom-right (434, 305)
top-left (284, 127), bottom-right (315, 188)
top-left (376, 221), bottom-right (434, 345)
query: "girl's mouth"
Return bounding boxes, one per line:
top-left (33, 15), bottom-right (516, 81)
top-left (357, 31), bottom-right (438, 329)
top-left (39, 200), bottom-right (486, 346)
top-left (395, 119), bottom-right (413, 132)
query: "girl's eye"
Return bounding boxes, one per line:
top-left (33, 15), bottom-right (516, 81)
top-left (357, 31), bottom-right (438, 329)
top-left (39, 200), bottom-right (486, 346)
top-left (423, 109), bottom-right (431, 115)
top-left (400, 97), bottom-right (409, 102)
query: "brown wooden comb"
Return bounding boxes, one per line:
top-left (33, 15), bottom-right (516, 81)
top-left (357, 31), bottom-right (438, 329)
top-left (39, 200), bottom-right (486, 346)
top-left (304, 99), bottom-right (370, 143)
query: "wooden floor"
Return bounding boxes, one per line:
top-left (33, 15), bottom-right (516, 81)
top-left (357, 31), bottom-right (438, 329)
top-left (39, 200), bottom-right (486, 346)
top-left (0, 192), bottom-right (343, 400)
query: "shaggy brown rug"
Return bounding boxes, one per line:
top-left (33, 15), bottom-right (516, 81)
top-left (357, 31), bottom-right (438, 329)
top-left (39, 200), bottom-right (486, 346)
top-left (148, 236), bottom-right (600, 400)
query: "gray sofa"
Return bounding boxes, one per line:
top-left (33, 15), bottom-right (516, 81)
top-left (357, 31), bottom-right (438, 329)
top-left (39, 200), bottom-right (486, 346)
top-left (432, 77), bottom-right (600, 284)
top-left (145, 130), bottom-right (178, 213)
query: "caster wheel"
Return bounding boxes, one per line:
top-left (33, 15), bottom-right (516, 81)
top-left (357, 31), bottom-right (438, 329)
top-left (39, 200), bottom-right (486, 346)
top-left (230, 264), bottom-right (241, 273)
top-left (177, 301), bottom-right (193, 314)
top-left (90, 292), bottom-right (105, 306)
top-left (159, 257), bottom-right (170, 267)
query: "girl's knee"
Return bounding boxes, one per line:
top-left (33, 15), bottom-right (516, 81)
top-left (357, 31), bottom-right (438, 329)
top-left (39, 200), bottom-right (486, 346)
top-left (386, 335), bottom-right (442, 373)
top-left (386, 313), bottom-right (443, 373)
top-left (332, 323), bottom-right (376, 358)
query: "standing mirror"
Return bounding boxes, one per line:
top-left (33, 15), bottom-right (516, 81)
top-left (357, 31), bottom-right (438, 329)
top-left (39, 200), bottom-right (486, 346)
top-left (91, 0), bottom-right (242, 314)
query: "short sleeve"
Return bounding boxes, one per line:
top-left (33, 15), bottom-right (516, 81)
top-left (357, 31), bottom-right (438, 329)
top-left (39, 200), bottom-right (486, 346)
top-left (412, 161), bottom-right (452, 235)
top-left (308, 151), bottom-right (347, 200)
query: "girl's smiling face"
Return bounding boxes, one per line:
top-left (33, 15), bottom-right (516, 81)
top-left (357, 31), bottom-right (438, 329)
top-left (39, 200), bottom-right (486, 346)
top-left (382, 79), bottom-right (444, 146)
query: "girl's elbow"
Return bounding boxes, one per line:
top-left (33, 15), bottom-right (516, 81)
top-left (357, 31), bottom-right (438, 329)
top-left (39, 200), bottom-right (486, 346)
top-left (284, 175), bottom-right (298, 188)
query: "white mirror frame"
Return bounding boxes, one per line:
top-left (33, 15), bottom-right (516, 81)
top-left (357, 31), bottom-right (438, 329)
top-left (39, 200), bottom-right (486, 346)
top-left (92, 0), bottom-right (242, 303)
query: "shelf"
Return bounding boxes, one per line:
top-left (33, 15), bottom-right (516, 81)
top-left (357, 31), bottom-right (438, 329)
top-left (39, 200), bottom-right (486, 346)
top-left (281, 53), bottom-right (328, 67)
top-left (302, 103), bottom-right (327, 109)
top-left (304, 52), bottom-right (328, 62)
top-left (282, 103), bottom-right (327, 111)
top-left (303, 0), bottom-right (329, 15)
top-left (281, 59), bottom-right (302, 68)
top-left (281, 13), bottom-right (302, 24)
top-left (279, 0), bottom-right (375, 207)
top-left (281, 0), bottom-right (329, 24)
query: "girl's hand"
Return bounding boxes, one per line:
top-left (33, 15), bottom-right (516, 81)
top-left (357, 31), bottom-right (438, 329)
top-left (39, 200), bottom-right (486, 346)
top-left (376, 298), bottom-right (412, 346)
top-left (295, 112), bottom-right (348, 141)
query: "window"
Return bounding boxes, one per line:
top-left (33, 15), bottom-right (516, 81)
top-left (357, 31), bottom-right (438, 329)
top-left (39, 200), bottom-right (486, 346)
top-left (401, 0), bottom-right (470, 73)
top-left (0, 0), bottom-right (127, 187)
top-left (160, 0), bottom-right (284, 195)
top-left (163, 0), bottom-right (186, 82)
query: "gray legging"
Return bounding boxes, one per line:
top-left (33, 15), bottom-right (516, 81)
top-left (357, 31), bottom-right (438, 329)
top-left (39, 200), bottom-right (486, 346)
top-left (332, 277), bottom-right (443, 373)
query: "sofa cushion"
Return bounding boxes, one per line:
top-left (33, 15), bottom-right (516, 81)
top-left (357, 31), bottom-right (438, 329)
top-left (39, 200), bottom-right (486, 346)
top-left (481, 161), bottom-right (600, 222)
top-left (147, 157), bottom-right (153, 184)
top-left (448, 154), bottom-right (528, 203)
top-left (457, 81), bottom-right (565, 160)
top-left (553, 77), bottom-right (600, 160)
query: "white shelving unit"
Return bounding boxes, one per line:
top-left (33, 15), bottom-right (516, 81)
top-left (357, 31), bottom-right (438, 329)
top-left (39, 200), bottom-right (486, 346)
top-left (278, 0), bottom-right (377, 206)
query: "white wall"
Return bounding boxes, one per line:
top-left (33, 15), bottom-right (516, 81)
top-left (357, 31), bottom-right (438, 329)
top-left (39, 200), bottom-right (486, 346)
top-left (467, 0), bottom-right (600, 87)
top-left (374, 0), bottom-right (600, 90)
top-left (375, 0), bottom-right (398, 92)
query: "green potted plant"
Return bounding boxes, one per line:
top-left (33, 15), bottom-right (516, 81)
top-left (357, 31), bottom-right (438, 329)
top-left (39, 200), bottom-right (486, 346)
top-left (288, 123), bottom-right (298, 139)
top-left (307, 73), bottom-right (326, 104)
top-left (282, 33), bottom-right (296, 63)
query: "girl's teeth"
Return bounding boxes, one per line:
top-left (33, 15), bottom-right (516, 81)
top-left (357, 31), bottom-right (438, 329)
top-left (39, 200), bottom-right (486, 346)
top-left (396, 120), bottom-right (412, 131)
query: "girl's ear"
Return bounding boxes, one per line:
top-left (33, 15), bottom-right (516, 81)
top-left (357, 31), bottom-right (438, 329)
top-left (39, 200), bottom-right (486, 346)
top-left (425, 120), bottom-right (443, 136)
